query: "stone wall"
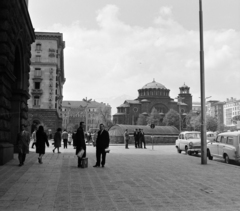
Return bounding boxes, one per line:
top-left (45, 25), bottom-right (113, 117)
top-left (0, 0), bottom-right (35, 165)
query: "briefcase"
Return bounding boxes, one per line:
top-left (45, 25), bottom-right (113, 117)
top-left (81, 157), bottom-right (88, 168)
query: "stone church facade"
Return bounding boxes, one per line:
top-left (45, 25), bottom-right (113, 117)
top-left (0, 0), bottom-right (35, 164)
top-left (113, 80), bottom-right (192, 125)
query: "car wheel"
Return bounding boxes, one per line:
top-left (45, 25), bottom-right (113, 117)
top-left (195, 152), bottom-right (198, 155)
top-left (187, 150), bottom-right (192, 156)
top-left (224, 154), bottom-right (230, 164)
top-left (177, 147), bottom-right (182, 154)
top-left (207, 149), bottom-right (213, 160)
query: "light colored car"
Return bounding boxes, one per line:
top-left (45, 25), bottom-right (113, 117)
top-left (206, 131), bottom-right (216, 142)
top-left (207, 131), bottom-right (240, 164)
top-left (175, 131), bottom-right (201, 155)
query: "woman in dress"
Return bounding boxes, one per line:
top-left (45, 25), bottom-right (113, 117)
top-left (36, 125), bottom-right (49, 164)
top-left (53, 128), bottom-right (62, 153)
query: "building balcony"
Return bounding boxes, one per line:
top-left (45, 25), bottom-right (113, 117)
top-left (31, 89), bottom-right (43, 95)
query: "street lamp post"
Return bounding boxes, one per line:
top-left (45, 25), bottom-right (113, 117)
top-left (199, 0), bottom-right (207, 164)
top-left (83, 97), bottom-right (92, 132)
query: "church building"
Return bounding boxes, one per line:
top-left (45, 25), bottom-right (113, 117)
top-left (113, 80), bottom-right (192, 125)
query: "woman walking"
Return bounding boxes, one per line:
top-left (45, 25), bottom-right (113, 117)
top-left (53, 128), bottom-right (62, 153)
top-left (36, 125), bottom-right (49, 164)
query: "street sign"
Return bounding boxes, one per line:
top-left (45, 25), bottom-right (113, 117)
top-left (150, 123), bottom-right (155, 129)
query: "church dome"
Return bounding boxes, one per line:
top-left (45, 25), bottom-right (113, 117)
top-left (142, 79), bottom-right (167, 90)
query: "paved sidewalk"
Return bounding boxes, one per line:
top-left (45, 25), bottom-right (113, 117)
top-left (0, 144), bottom-right (240, 211)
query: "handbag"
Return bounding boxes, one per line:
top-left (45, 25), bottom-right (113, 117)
top-left (77, 149), bottom-right (85, 158)
top-left (105, 147), bottom-right (110, 153)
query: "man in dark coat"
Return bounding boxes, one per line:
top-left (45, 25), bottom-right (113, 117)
top-left (133, 129), bottom-right (139, 148)
top-left (75, 122), bottom-right (86, 168)
top-left (17, 125), bottom-right (30, 166)
top-left (93, 124), bottom-right (110, 168)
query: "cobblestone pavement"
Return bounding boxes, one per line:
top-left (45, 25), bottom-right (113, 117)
top-left (0, 144), bottom-right (240, 211)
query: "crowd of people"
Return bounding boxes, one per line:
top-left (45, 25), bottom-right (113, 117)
top-left (124, 128), bottom-right (147, 149)
top-left (16, 122), bottom-right (110, 168)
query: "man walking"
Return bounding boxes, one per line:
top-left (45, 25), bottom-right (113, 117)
top-left (139, 129), bottom-right (146, 149)
top-left (93, 124), bottom-right (110, 168)
top-left (124, 129), bottom-right (129, 149)
top-left (62, 129), bottom-right (68, 149)
top-left (133, 129), bottom-right (139, 148)
top-left (17, 125), bottom-right (30, 166)
top-left (75, 122), bottom-right (86, 168)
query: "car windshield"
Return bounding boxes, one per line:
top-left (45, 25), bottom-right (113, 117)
top-left (186, 133), bottom-right (200, 139)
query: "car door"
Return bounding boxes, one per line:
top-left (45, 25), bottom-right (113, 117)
top-left (218, 136), bottom-right (227, 157)
top-left (208, 135), bottom-right (220, 156)
top-left (179, 134), bottom-right (185, 150)
top-left (225, 136), bottom-right (236, 160)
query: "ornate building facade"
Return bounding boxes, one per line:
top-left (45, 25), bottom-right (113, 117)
top-left (113, 80), bottom-right (192, 125)
top-left (0, 0), bottom-right (35, 164)
top-left (27, 32), bottom-right (65, 135)
top-left (62, 101), bottom-right (111, 132)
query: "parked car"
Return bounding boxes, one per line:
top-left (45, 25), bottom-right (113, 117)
top-left (207, 131), bottom-right (240, 164)
top-left (206, 131), bottom-right (216, 142)
top-left (175, 131), bottom-right (201, 155)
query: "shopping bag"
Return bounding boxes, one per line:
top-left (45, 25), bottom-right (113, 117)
top-left (77, 149), bottom-right (85, 158)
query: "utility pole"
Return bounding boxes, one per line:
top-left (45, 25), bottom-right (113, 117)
top-left (199, 0), bottom-right (207, 164)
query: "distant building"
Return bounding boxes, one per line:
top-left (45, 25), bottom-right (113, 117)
top-left (113, 80), bottom-right (192, 125)
top-left (192, 102), bottom-right (201, 114)
top-left (28, 32), bottom-right (66, 135)
top-left (224, 97), bottom-right (240, 126)
top-left (62, 101), bottom-right (112, 131)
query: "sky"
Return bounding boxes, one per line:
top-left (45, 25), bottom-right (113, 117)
top-left (29, 0), bottom-right (240, 114)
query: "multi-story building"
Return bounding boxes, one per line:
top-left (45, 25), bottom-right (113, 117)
top-left (224, 98), bottom-right (240, 126)
top-left (192, 102), bottom-right (201, 114)
top-left (28, 32), bottom-right (65, 135)
top-left (62, 101), bottom-right (112, 132)
top-left (113, 80), bottom-right (192, 125)
top-left (0, 0), bottom-right (35, 165)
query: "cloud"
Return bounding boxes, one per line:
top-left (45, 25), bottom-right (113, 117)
top-left (42, 5), bottom-right (240, 113)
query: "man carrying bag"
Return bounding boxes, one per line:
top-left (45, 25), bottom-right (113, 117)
top-left (75, 122), bottom-right (86, 168)
top-left (93, 124), bottom-right (110, 168)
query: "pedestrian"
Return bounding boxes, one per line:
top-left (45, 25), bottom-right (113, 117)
top-left (31, 128), bottom-right (37, 149)
top-left (62, 129), bottom-right (68, 149)
top-left (124, 129), bottom-right (130, 149)
top-left (53, 128), bottom-right (62, 153)
top-left (16, 125), bottom-right (30, 166)
top-left (72, 131), bottom-right (76, 149)
top-left (36, 125), bottom-right (49, 164)
top-left (138, 128), bottom-right (142, 148)
top-left (139, 129), bottom-right (146, 149)
top-left (133, 129), bottom-right (139, 148)
top-left (75, 122), bottom-right (86, 168)
top-left (93, 124), bottom-right (110, 168)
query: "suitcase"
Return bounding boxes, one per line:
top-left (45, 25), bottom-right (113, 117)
top-left (81, 157), bottom-right (88, 168)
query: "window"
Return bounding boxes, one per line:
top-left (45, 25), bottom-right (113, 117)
top-left (33, 96), bottom-right (40, 106)
top-left (34, 68), bottom-right (41, 77)
top-left (36, 55), bottom-right (41, 62)
top-left (227, 137), bottom-right (233, 145)
top-left (36, 43), bottom-right (41, 51)
top-left (34, 82), bottom-right (40, 89)
top-left (220, 136), bottom-right (227, 144)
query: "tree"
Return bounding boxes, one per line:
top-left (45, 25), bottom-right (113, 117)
top-left (97, 106), bottom-right (113, 129)
top-left (206, 116), bottom-right (218, 131)
top-left (162, 109), bottom-right (180, 129)
top-left (146, 107), bottom-right (161, 126)
top-left (137, 114), bottom-right (147, 125)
